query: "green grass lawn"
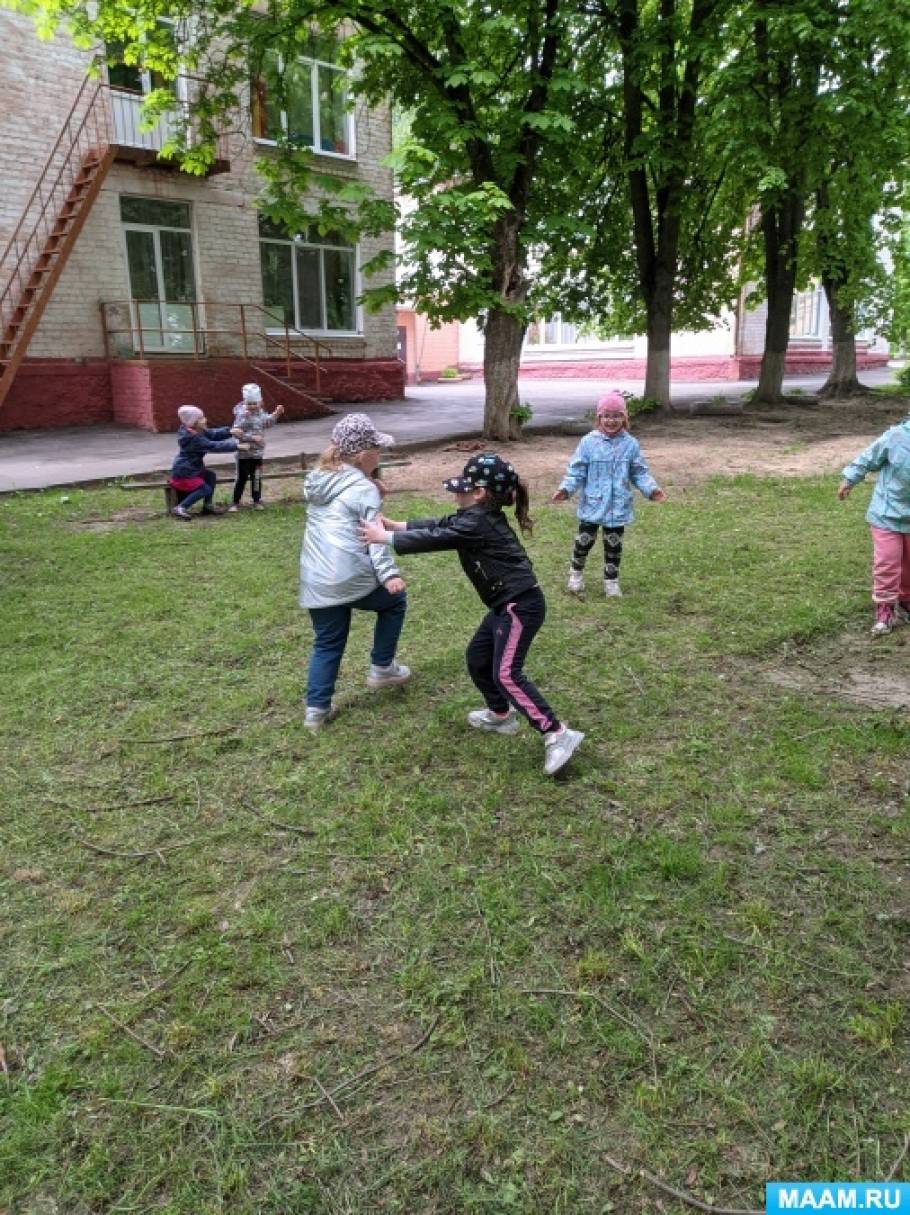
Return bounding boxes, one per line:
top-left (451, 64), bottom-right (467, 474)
top-left (1, 475), bottom-right (908, 1214)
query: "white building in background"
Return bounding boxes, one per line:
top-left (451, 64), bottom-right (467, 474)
top-left (397, 284), bottom-right (890, 384)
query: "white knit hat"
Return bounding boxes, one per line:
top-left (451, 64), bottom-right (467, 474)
top-left (241, 383), bottom-right (263, 403)
top-left (177, 405), bottom-right (204, 426)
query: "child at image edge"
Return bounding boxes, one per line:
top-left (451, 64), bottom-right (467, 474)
top-left (360, 452), bottom-right (584, 777)
top-left (552, 390), bottom-right (665, 596)
top-left (229, 382), bottom-right (284, 511)
top-left (838, 411), bottom-right (910, 636)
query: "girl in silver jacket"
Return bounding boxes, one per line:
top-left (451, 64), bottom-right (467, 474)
top-left (300, 413), bottom-right (410, 731)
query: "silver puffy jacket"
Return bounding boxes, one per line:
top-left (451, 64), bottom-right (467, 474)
top-left (299, 466), bottom-right (400, 608)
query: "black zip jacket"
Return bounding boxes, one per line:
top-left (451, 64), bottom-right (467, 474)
top-left (392, 504), bottom-right (538, 609)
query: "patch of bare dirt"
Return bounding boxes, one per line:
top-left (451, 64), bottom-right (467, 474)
top-left (765, 626), bottom-right (910, 711)
top-left (379, 391), bottom-right (910, 496)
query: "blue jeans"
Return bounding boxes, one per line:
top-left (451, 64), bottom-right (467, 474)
top-left (180, 469), bottom-right (217, 511)
top-left (307, 585), bottom-right (407, 709)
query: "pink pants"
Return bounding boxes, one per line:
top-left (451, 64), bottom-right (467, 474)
top-left (870, 526), bottom-right (910, 604)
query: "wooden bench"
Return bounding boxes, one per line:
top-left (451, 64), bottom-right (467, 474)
top-left (121, 458), bottom-right (412, 511)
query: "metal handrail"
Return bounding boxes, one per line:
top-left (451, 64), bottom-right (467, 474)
top-left (0, 67), bottom-right (107, 277)
top-left (99, 299), bottom-right (367, 390)
top-left (0, 74), bottom-right (112, 330)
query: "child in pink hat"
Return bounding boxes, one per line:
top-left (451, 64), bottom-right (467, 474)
top-left (552, 391), bottom-right (665, 597)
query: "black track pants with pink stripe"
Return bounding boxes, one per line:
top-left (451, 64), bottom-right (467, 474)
top-left (465, 586), bottom-right (560, 735)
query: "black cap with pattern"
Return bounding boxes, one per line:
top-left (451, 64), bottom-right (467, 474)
top-left (444, 452), bottom-right (519, 494)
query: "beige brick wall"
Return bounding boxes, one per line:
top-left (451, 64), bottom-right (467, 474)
top-left (1, 10), bottom-right (397, 361)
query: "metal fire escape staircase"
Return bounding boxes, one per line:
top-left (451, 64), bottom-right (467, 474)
top-left (0, 73), bottom-right (116, 411)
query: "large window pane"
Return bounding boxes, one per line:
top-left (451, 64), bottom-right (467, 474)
top-left (318, 67), bottom-right (348, 153)
top-left (125, 229), bottom-right (159, 299)
top-left (120, 197), bottom-right (191, 228)
top-left (107, 42), bottom-right (143, 92)
top-left (159, 229), bottom-right (196, 302)
top-left (260, 242), bottom-right (295, 328)
top-left (285, 60), bottom-right (314, 147)
top-left (323, 247), bottom-right (355, 330)
top-left (296, 247), bottom-right (323, 328)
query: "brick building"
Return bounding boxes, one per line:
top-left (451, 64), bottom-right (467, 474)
top-left (0, 11), bottom-right (404, 432)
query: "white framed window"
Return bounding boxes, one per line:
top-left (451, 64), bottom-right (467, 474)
top-left (790, 287), bottom-right (824, 338)
top-left (525, 315), bottom-right (630, 349)
top-left (252, 36), bottom-right (354, 158)
top-left (259, 217), bottom-right (358, 334)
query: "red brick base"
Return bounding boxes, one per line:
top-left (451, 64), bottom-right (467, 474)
top-left (1, 357), bottom-right (406, 432)
top-left (511, 352), bottom-right (890, 381)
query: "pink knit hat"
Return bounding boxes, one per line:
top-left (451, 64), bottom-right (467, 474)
top-left (596, 391), bottom-right (628, 418)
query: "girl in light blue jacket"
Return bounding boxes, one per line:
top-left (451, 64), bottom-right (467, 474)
top-left (552, 391), bottom-right (665, 597)
top-left (838, 415), bottom-right (910, 636)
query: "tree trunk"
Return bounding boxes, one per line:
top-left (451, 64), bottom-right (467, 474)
top-left (643, 271), bottom-right (673, 408)
top-left (483, 307), bottom-right (527, 441)
top-left (482, 212), bottom-right (529, 441)
top-left (755, 194), bottom-right (803, 404)
top-left (819, 277), bottom-right (864, 398)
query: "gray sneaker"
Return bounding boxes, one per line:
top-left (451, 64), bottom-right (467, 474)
top-left (603, 579), bottom-right (623, 598)
top-left (367, 660), bottom-right (411, 689)
top-left (172, 505), bottom-right (192, 521)
top-left (467, 707), bottom-right (520, 735)
top-left (543, 726), bottom-right (585, 775)
top-left (304, 704), bottom-right (338, 732)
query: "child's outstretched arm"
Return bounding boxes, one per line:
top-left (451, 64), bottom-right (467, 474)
top-left (840, 432), bottom-right (891, 497)
top-left (264, 405), bottom-right (285, 425)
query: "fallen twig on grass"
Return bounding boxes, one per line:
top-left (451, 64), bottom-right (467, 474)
top-left (886, 1132), bottom-right (910, 1181)
top-left (722, 933), bottom-right (863, 980)
top-left (259, 1015), bottom-right (440, 1126)
top-left (238, 801), bottom-right (316, 837)
top-left (97, 1006), bottom-right (166, 1059)
top-left (520, 988), bottom-right (654, 1050)
top-left (67, 828), bottom-right (201, 860)
top-left (0, 1044), bottom-right (9, 1086)
top-left (118, 726), bottom-right (239, 745)
top-left (601, 1152), bottom-right (762, 1215)
top-left (313, 1075), bottom-right (345, 1121)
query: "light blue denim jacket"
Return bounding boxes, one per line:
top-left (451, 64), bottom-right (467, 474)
top-left (559, 429), bottom-right (660, 526)
top-left (841, 419), bottom-right (910, 533)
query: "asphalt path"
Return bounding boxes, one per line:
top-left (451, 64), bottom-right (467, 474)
top-left (0, 366), bottom-right (896, 492)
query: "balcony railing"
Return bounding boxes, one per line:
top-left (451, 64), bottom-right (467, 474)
top-left (108, 84), bottom-right (230, 170)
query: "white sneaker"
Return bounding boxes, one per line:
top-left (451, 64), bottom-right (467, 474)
top-left (467, 707), bottom-right (520, 735)
top-left (172, 505), bottom-right (192, 521)
top-left (543, 726), bottom-right (585, 775)
top-left (227, 504), bottom-right (240, 513)
top-left (604, 579), bottom-right (623, 598)
top-left (567, 569), bottom-right (584, 595)
top-left (304, 704), bottom-right (337, 732)
top-left (367, 660), bottom-right (411, 689)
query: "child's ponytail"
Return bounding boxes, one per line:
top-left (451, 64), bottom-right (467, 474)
top-left (513, 477), bottom-right (533, 535)
top-left (487, 479), bottom-right (534, 535)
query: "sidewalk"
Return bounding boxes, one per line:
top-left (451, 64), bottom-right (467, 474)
top-left (0, 368), bottom-right (896, 492)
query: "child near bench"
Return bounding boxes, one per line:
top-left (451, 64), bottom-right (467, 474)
top-left (229, 383), bottom-right (284, 511)
top-left (169, 405), bottom-right (252, 520)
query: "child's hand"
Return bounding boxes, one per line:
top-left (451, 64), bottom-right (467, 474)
top-left (383, 577), bottom-right (406, 594)
top-left (274, 405), bottom-right (285, 417)
top-left (551, 489), bottom-right (569, 504)
top-left (837, 481), bottom-right (853, 500)
top-left (380, 514), bottom-right (406, 531)
top-left (359, 518), bottom-right (389, 545)
top-left (230, 427), bottom-right (244, 438)
top-left (651, 489), bottom-right (667, 503)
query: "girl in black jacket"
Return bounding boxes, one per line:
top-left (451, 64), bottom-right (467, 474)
top-left (360, 453), bottom-right (583, 776)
